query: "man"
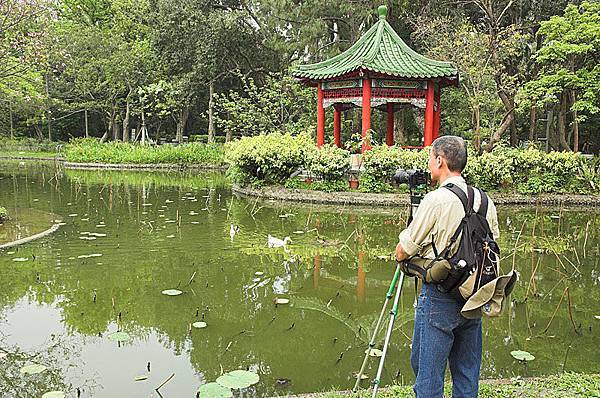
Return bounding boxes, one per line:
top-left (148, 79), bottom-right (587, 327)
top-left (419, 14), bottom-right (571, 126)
top-left (395, 136), bottom-right (500, 398)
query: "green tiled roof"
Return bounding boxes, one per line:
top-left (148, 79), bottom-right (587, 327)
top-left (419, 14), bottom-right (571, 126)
top-left (292, 6), bottom-right (457, 81)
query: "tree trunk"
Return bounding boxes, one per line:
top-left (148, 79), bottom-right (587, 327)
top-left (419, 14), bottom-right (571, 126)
top-left (485, 90), bottom-right (515, 151)
top-left (485, 111), bottom-right (513, 152)
top-left (546, 106), bottom-right (556, 151)
top-left (557, 92), bottom-right (571, 151)
top-left (207, 81), bottom-right (216, 144)
top-left (123, 97), bottom-right (131, 143)
top-left (45, 74), bottom-right (52, 141)
top-left (33, 124), bottom-right (44, 140)
top-left (570, 91), bottom-right (579, 152)
top-left (84, 109), bottom-right (89, 138)
top-left (510, 118), bottom-right (518, 147)
top-left (176, 105), bottom-right (189, 143)
top-left (528, 106), bottom-right (536, 142)
top-left (111, 108), bottom-right (120, 141)
top-left (473, 105), bottom-right (481, 152)
top-left (9, 103), bottom-right (14, 139)
top-left (394, 109), bottom-right (406, 145)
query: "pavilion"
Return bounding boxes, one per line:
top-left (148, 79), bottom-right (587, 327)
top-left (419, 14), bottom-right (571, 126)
top-left (292, 5), bottom-right (458, 152)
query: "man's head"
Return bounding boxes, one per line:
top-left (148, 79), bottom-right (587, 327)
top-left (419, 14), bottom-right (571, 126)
top-left (428, 136), bottom-right (467, 182)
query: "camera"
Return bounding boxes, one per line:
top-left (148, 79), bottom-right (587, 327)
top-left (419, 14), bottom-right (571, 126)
top-left (393, 169), bottom-right (429, 189)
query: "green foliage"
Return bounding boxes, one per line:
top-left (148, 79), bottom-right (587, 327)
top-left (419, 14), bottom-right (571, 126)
top-left (227, 135), bottom-right (598, 194)
top-left (0, 206), bottom-right (7, 222)
top-left (521, 2), bottom-right (600, 121)
top-left (213, 73), bottom-right (314, 139)
top-left (307, 144), bottom-right (349, 181)
top-left (465, 145), bottom-right (598, 194)
top-left (359, 145), bottom-right (429, 192)
top-left (64, 138), bottom-right (224, 165)
top-left (0, 137), bottom-right (62, 153)
top-left (224, 133), bottom-right (313, 184)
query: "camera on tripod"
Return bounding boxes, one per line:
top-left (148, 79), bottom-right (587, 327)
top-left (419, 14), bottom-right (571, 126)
top-left (393, 169), bottom-right (429, 189)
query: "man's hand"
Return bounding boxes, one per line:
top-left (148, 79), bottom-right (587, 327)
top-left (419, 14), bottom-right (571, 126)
top-left (395, 242), bottom-right (408, 262)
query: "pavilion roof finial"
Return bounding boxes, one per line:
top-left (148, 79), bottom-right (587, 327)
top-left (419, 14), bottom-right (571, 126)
top-left (378, 5), bottom-right (387, 20)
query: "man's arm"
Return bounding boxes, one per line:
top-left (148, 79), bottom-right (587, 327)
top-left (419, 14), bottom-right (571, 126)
top-left (395, 193), bottom-right (438, 262)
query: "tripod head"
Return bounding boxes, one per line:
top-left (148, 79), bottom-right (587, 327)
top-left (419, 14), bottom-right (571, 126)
top-left (393, 168), bottom-right (430, 224)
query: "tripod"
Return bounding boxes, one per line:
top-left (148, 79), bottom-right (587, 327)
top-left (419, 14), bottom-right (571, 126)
top-left (352, 186), bottom-right (425, 397)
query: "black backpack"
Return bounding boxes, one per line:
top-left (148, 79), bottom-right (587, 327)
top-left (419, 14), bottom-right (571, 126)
top-left (436, 184), bottom-right (500, 302)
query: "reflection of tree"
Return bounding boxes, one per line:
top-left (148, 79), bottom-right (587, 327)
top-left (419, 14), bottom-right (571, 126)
top-left (0, 333), bottom-right (96, 398)
top-left (293, 297), bottom-right (413, 346)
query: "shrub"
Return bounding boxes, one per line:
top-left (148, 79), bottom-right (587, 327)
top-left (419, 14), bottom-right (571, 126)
top-left (225, 133), bottom-right (313, 184)
top-left (64, 138), bottom-right (225, 165)
top-left (307, 144), bottom-right (350, 182)
top-left (359, 145), bottom-right (429, 192)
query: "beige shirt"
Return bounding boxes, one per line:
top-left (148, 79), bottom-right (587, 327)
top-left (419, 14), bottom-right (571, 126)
top-left (398, 175), bottom-right (500, 260)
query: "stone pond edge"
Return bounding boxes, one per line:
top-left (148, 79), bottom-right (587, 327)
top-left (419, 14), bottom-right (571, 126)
top-left (0, 222), bottom-right (62, 250)
top-left (233, 184), bottom-right (600, 207)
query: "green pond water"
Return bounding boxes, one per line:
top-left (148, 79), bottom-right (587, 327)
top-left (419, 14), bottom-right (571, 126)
top-left (0, 160), bottom-right (599, 398)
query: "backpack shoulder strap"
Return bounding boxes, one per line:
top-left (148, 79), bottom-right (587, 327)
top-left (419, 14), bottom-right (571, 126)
top-left (444, 183), bottom-right (469, 214)
top-left (444, 183), bottom-right (476, 216)
top-left (476, 188), bottom-right (489, 217)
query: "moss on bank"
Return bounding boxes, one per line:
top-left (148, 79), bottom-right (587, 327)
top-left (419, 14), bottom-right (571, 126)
top-left (310, 373), bottom-right (600, 398)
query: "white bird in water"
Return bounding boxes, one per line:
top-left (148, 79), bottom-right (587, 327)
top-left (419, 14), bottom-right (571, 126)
top-left (230, 224), bottom-right (240, 241)
top-left (268, 235), bottom-right (291, 248)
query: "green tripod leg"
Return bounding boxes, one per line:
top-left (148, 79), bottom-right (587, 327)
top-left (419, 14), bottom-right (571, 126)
top-left (371, 270), bottom-right (406, 398)
top-left (352, 264), bottom-right (402, 393)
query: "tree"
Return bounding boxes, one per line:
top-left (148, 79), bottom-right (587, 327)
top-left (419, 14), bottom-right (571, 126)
top-left (521, 1), bottom-right (600, 152)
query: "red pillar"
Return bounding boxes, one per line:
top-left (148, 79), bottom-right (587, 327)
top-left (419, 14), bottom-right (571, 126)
top-left (386, 102), bottom-right (394, 146)
top-left (333, 107), bottom-right (341, 148)
top-left (317, 83), bottom-right (325, 147)
top-left (361, 78), bottom-right (372, 153)
top-left (424, 80), bottom-right (435, 146)
top-left (433, 85), bottom-right (441, 141)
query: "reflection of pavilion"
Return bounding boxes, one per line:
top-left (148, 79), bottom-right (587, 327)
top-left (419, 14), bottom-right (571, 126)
top-left (293, 5), bottom-right (458, 151)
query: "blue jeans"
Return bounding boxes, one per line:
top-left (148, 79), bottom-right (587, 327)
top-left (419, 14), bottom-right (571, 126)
top-left (411, 283), bottom-right (482, 398)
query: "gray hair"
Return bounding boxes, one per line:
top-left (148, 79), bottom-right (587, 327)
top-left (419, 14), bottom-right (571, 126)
top-left (431, 136), bottom-right (467, 172)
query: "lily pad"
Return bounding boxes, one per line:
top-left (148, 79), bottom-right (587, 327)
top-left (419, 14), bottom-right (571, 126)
top-left (135, 375), bottom-right (148, 381)
top-left (162, 289), bottom-right (183, 296)
top-left (42, 392), bottom-right (65, 398)
top-left (107, 331), bottom-right (131, 342)
top-left (254, 271), bottom-right (264, 276)
top-left (275, 298), bottom-right (289, 305)
top-left (216, 370), bottom-right (260, 389)
top-left (594, 315), bottom-right (600, 320)
top-left (12, 258), bottom-right (28, 262)
top-left (20, 364), bottom-right (47, 374)
top-left (198, 382), bottom-right (233, 398)
top-left (511, 350), bottom-right (535, 361)
top-left (192, 322), bottom-right (207, 329)
top-left (365, 348), bottom-right (383, 357)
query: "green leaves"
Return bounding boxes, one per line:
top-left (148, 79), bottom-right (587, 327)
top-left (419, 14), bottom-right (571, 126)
top-left (107, 331), bottom-right (131, 342)
top-left (198, 382), bottom-right (233, 398)
top-left (20, 364), bottom-right (47, 374)
top-left (216, 370), bottom-right (260, 389)
top-left (511, 350), bottom-right (535, 361)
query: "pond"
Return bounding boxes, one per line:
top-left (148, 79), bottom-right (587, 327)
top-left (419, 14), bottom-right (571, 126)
top-left (0, 160), bottom-right (599, 397)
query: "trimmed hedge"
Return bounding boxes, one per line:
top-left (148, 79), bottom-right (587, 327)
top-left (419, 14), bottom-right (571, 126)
top-left (226, 135), bottom-right (599, 195)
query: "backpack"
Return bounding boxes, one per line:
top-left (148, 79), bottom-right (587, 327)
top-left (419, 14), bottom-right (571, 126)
top-left (401, 183), bottom-right (500, 302)
top-left (437, 184), bottom-right (500, 302)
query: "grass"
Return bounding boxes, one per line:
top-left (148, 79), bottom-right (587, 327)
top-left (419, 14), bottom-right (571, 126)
top-left (64, 138), bottom-right (225, 165)
top-left (314, 373), bottom-right (600, 398)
